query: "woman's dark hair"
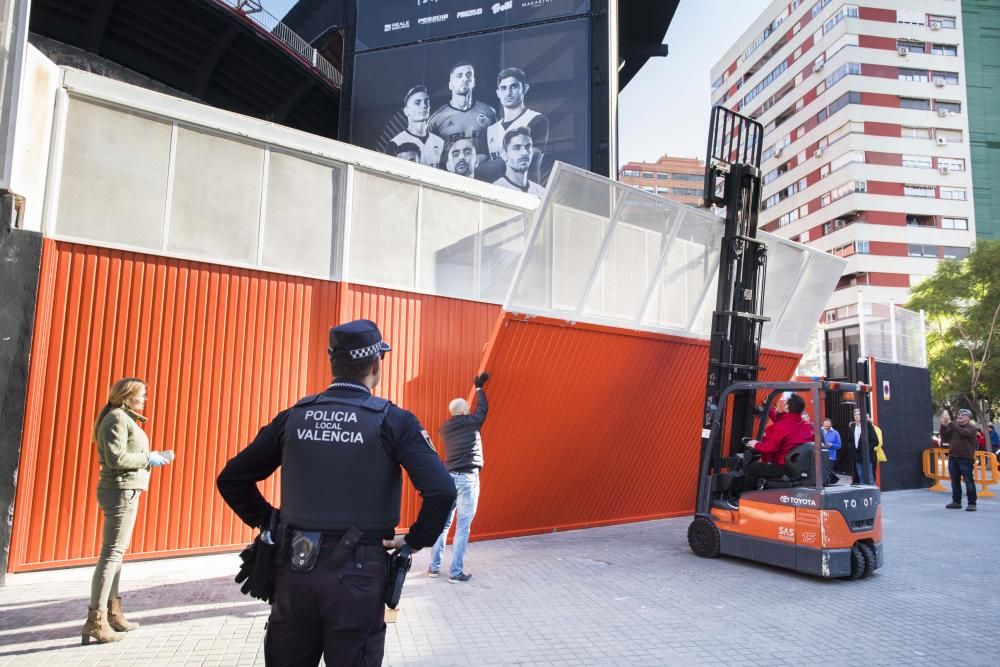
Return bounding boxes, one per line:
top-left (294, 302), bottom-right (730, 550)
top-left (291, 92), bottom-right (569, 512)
top-left (786, 393), bottom-right (806, 414)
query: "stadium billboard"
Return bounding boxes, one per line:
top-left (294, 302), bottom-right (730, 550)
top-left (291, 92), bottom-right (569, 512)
top-left (355, 0), bottom-right (591, 52)
top-left (348, 2), bottom-right (593, 192)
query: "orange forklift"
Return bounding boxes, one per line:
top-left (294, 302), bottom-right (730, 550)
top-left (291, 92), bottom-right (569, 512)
top-left (686, 107), bottom-right (882, 579)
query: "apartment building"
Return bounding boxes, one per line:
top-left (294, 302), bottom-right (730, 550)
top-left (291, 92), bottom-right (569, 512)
top-left (711, 0), bottom-right (975, 324)
top-left (619, 155), bottom-right (705, 206)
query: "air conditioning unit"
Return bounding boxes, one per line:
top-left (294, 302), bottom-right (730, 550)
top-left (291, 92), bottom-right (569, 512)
top-left (937, 108), bottom-right (950, 117)
top-left (814, 61), bottom-right (825, 73)
top-left (936, 136), bottom-right (948, 146)
top-left (898, 47), bottom-right (909, 56)
top-left (930, 21), bottom-right (942, 30)
top-left (815, 148), bottom-right (825, 158)
top-left (934, 78), bottom-right (946, 87)
top-left (939, 165), bottom-right (951, 174)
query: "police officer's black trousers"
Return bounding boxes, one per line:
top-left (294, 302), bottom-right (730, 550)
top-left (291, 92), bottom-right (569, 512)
top-left (264, 551), bottom-right (387, 666)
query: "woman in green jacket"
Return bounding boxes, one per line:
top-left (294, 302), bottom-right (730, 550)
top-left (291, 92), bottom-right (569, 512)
top-left (82, 377), bottom-right (174, 645)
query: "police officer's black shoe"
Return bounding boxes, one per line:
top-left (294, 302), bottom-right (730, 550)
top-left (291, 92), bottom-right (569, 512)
top-left (448, 572), bottom-right (472, 583)
top-left (427, 568), bottom-right (439, 578)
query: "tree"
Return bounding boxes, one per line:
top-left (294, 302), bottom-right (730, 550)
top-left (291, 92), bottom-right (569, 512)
top-left (906, 240), bottom-right (1000, 431)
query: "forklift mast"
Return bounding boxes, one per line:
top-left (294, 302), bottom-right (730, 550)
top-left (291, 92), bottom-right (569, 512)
top-left (698, 106), bottom-right (766, 501)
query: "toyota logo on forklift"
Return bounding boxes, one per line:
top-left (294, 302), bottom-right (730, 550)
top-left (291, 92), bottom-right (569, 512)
top-left (686, 106), bottom-right (883, 581)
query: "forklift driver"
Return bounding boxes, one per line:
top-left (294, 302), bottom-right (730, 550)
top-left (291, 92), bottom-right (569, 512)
top-left (742, 393), bottom-right (814, 493)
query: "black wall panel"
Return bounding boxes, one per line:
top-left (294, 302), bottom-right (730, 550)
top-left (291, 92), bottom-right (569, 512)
top-left (875, 361), bottom-right (934, 491)
top-left (0, 199), bottom-right (42, 583)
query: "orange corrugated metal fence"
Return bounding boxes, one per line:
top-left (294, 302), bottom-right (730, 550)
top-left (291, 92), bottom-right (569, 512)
top-left (470, 313), bottom-right (801, 539)
top-left (10, 242), bottom-right (499, 572)
top-left (11, 243), bottom-right (801, 571)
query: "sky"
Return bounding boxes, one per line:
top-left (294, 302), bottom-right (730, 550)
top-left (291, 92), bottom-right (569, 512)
top-left (260, 0), bottom-right (775, 165)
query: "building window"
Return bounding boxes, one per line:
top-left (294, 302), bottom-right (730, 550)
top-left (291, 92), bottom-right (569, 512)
top-left (830, 151), bottom-right (865, 172)
top-left (898, 68), bottom-right (928, 82)
top-left (938, 157), bottom-right (965, 171)
top-left (934, 100), bottom-right (961, 114)
top-left (656, 173), bottom-right (670, 180)
top-left (902, 155), bottom-right (932, 168)
top-left (641, 172), bottom-right (654, 178)
top-left (908, 244), bottom-right (937, 258)
top-left (928, 15), bottom-right (956, 29)
top-left (902, 126), bottom-right (932, 139)
top-left (936, 128), bottom-right (963, 143)
top-left (832, 243), bottom-right (855, 258)
top-left (855, 240), bottom-right (870, 254)
top-left (622, 169), bottom-right (640, 177)
top-left (904, 184), bottom-right (936, 198)
top-left (900, 97), bottom-right (931, 110)
top-left (941, 217), bottom-right (968, 230)
top-left (655, 187), bottom-right (669, 195)
top-left (931, 44), bottom-right (958, 56)
top-left (823, 5), bottom-right (858, 34)
top-left (942, 246), bottom-right (969, 259)
top-left (897, 40), bottom-right (925, 52)
top-left (907, 215), bottom-right (935, 227)
top-left (940, 187), bottom-right (967, 200)
top-left (932, 71), bottom-right (960, 85)
top-left (897, 10), bottom-right (926, 25)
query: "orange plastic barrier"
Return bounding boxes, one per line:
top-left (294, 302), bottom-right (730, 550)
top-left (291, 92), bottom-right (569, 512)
top-left (922, 448), bottom-right (999, 497)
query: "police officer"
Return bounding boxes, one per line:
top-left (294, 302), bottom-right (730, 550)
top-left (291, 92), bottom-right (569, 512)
top-left (217, 319), bottom-right (456, 666)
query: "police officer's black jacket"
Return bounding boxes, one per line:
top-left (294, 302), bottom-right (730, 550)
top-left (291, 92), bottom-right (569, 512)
top-left (217, 382), bottom-right (456, 549)
top-left (441, 388), bottom-right (487, 472)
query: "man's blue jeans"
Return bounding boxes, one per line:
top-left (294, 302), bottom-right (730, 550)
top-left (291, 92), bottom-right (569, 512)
top-left (430, 470), bottom-right (480, 577)
top-left (949, 456), bottom-right (977, 505)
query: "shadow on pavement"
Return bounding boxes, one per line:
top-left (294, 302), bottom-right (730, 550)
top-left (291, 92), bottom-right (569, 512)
top-left (0, 575), bottom-right (267, 654)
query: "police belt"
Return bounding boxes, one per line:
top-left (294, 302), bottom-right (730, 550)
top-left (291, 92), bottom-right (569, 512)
top-left (278, 525), bottom-right (387, 571)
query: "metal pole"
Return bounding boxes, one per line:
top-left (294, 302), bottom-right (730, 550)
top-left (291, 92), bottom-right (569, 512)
top-left (919, 309), bottom-right (928, 368)
top-left (889, 299), bottom-right (898, 363)
top-left (857, 291), bottom-right (867, 362)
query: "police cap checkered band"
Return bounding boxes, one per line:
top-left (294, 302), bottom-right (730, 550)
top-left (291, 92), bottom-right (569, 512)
top-left (957, 408), bottom-right (973, 417)
top-left (328, 319), bottom-right (392, 360)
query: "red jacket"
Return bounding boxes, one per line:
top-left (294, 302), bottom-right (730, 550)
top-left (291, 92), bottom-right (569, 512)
top-left (756, 412), bottom-right (815, 464)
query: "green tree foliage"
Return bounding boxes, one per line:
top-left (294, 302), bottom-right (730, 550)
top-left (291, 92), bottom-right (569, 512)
top-left (906, 240), bottom-right (1000, 428)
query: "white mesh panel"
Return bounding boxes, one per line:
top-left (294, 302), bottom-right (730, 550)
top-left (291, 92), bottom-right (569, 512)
top-left (168, 128), bottom-right (264, 263)
top-left (773, 250), bottom-right (849, 352)
top-left (418, 186), bottom-right (480, 298)
top-left (57, 99), bottom-right (170, 248)
top-left (479, 207), bottom-right (528, 303)
top-left (348, 170), bottom-right (418, 289)
top-left (894, 306), bottom-right (924, 366)
top-left (262, 151), bottom-right (342, 278)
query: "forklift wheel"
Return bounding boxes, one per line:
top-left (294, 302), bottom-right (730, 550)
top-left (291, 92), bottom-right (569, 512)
top-left (856, 542), bottom-right (876, 579)
top-left (688, 516), bottom-right (721, 558)
top-left (846, 544), bottom-right (866, 580)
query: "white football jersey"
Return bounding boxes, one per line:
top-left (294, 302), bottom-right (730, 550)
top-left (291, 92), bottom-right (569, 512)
top-left (390, 130), bottom-right (445, 167)
top-left (487, 109), bottom-right (542, 160)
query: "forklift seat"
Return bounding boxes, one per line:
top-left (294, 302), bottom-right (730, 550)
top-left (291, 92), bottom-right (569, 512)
top-left (757, 443), bottom-right (814, 489)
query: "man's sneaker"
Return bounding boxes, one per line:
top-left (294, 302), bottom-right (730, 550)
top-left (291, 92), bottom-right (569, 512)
top-left (966, 504), bottom-right (977, 512)
top-left (427, 568), bottom-right (439, 578)
top-left (448, 572), bottom-right (472, 584)
top-left (946, 502), bottom-right (962, 509)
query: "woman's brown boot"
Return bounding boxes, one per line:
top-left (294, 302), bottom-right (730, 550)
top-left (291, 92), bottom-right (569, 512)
top-left (107, 597), bottom-right (140, 631)
top-left (81, 607), bottom-right (123, 645)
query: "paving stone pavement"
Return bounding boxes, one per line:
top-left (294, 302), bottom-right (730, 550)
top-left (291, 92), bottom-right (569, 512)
top-left (0, 488), bottom-right (996, 666)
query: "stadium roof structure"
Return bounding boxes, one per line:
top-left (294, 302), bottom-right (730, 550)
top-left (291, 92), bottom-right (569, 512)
top-left (28, 0), bottom-right (341, 138)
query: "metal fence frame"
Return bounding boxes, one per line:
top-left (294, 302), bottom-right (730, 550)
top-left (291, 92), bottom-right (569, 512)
top-left (213, 0), bottom-right (342, 87)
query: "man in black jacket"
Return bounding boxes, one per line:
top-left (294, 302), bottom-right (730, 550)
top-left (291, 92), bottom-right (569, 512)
top-left (849, 407), bottom-right (879, 484)
top-left (428, 372), bottom-right (489, 583)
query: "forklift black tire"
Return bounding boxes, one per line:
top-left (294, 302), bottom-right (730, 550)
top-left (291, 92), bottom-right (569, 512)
top-left (857, 541), bottom-right (876, 579)
top-left (845, 544), bottom-right (866, 580)
top-left (688, 516), bottom-right (721, 558)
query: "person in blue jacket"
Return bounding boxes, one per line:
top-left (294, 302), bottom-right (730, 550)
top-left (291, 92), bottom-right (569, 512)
top-left (822, 419), bottom-right (842, 462)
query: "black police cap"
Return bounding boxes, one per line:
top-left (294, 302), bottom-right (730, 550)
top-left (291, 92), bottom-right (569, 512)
top-left (328, 319), bottom-right (392, 360)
